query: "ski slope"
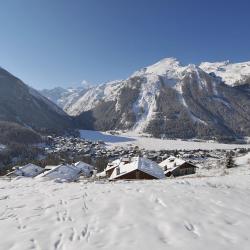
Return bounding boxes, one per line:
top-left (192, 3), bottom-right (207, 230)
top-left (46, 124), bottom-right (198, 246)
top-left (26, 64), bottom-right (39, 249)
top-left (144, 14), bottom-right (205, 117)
top-left (0, 154), bottom-right (250, 250)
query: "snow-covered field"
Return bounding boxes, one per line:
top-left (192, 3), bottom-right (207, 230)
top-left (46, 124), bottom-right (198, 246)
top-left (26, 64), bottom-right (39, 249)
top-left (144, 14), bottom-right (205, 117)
top-left (1, 154), bottom-right (250, 250)
top-left (80, 130), bottom-right (250, 150)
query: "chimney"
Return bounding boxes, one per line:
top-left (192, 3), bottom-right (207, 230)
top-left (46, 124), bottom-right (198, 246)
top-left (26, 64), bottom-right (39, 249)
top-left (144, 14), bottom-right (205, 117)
top-left (116, 167), bottom-right (120, 175)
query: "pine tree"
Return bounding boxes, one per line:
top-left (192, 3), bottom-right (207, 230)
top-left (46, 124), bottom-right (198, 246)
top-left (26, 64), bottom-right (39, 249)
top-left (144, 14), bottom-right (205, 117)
top-left (225, 152), bottom-right (236, 169)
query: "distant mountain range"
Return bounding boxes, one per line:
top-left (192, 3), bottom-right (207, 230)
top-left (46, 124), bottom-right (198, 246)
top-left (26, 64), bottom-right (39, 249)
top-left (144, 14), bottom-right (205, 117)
top-left (1, 58), bottom-right (250, 140)
top-left (65, 58), bottom-right (250, 140)
top-left (40, 80), bottom-right (95, 111)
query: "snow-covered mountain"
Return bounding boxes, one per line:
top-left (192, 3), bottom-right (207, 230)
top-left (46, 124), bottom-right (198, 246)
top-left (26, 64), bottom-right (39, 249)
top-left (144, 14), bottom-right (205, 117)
top-left (67, 58), bottom-right (250, 140)
top-left (40, 82), bottom-right (95, 110)
top-left (200, 60), bottom-right (250, 86)
top-left (0, 67), bottom-right (73, 130)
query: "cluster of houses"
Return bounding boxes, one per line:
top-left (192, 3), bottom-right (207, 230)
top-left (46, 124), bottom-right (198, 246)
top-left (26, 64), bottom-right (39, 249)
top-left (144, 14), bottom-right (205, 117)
top-left (45, 136), bottom-right (198, 164)
top-left (7, 161), bottom-right (95, 182)
top-left (45, 136), bottom-right (106, 157)
top-left (104, 156), bottom-right (197, 181)
top-left (6, 155), bottom-right (198, 182)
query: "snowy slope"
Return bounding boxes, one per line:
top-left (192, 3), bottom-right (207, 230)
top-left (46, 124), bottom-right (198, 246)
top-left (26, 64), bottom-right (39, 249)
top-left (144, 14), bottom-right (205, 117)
top-left (66, 80), bottom-right (124, 115)
top-left (200, 60), bottom-right (250, 86)
top-left (1, 154), bottom-right (250, 250)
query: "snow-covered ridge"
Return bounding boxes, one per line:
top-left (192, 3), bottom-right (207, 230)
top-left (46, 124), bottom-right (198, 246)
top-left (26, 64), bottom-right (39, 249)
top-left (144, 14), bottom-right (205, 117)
top-left (66, 80), bottom-right (124, 115)
top-left (40, 85), bottom-right (93, 111)
top-left (200, 60), bottom-right (250, 86)
top-left (132, 57), bottom-right (183, 79)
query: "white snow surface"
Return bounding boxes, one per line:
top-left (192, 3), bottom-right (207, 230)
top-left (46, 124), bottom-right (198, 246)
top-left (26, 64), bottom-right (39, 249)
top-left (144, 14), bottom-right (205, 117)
top-left (200, 60), bottom-right (250, 86)
top-left (109, 157), bottom-right (165, 180)
top-left (79, 130), bottom-right (250, 151)
top-left (1, 153), bottom-right (250, 250)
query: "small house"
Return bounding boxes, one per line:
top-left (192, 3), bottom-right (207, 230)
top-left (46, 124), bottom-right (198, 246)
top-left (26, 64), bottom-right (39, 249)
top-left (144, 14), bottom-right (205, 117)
top-left (109, 157), bottom-right (165, 181)
top-left (159, 156), bottom-right (197, 177)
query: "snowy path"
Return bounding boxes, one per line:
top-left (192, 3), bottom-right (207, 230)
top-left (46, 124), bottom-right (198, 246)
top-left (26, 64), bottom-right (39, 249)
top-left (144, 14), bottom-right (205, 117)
top-left (1, 174), bottom-right (250, 250)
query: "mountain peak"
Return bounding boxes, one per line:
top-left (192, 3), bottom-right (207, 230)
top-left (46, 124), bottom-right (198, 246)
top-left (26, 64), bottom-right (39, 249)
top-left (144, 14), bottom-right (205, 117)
top-left (132, 57), bottom-right (182, 78)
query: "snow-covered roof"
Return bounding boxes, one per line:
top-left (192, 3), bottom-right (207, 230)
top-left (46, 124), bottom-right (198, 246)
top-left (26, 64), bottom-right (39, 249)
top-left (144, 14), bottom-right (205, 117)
top-left (13, 164), bottom-right (44, 177)
top-left (109, 157), bottom-right (165, 180)
top-left (45, 165), bottom-right (58, 170)
top-left (159, 156), bottom-right (197, 175)
top-left (38, 164), bottom-right (81, 182)
top-left (74, 161), bottom-right (94, 170)
top-left (74, 161), bottom-right (94, 176)
top-left (159, 156), bottom-right (186, 170)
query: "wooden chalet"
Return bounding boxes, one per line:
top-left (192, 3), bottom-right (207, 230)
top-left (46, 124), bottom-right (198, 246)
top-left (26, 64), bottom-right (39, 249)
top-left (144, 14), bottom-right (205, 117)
top-left (109, 157), bottom-right (165, 181)
top-left (159, 156), bottom-right (197, 177)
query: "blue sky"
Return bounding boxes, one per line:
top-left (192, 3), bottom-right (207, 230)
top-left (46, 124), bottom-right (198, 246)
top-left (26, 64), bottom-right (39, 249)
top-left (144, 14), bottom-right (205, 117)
top-left (0, 0), bottom-right (250, 89)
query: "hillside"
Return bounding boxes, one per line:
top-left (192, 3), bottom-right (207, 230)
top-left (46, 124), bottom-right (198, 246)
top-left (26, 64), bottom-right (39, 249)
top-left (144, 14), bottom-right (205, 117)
top-left (0, 67), bottom-right (73, 130)
top-left (0, 121), bottom-right (42, 145)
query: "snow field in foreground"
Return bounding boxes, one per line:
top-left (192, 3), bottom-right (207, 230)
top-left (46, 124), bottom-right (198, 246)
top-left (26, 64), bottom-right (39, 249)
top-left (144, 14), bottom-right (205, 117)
top-left (1, 169), bottom-right (250, 250)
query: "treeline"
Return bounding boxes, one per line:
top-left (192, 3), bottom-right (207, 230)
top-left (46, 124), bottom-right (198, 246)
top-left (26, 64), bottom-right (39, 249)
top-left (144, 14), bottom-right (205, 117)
top-left (0, 121), bottom-right (44, 175)
top-left (0, 121), bottom-right (42, 145)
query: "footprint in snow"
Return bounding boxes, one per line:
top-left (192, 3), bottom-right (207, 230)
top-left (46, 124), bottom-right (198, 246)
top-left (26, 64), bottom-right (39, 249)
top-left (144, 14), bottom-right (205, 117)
top-left (184, 221), bottom-right (200, 238)
top-left (155, 198), bottom-right (167, 208)
top-left (0, 195), bottom-right (9, 200)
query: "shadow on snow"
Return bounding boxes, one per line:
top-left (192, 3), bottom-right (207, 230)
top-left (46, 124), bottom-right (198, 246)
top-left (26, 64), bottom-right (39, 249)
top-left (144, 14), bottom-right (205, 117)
top-left (80, 130), bottom-right (135, 143)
